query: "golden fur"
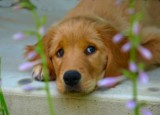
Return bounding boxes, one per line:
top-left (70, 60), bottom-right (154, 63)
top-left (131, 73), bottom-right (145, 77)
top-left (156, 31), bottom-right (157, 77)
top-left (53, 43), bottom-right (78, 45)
top-left (25, 0), bottom-right (160, 94)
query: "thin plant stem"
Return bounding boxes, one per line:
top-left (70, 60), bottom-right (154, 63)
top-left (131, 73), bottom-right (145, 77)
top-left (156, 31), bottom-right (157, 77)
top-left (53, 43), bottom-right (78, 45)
top-left (32, 10), bottom-right (40, 29)
top-left (130, 43), bottom-right (139, 114)
top-left (128, 0), bottom-right (140, 114)
top-left (0, 58), bottom-right (9, 115)
top-left (31, 10), bottom-right (55, 115)
top-left (132, 73), bottom-right (139, 115)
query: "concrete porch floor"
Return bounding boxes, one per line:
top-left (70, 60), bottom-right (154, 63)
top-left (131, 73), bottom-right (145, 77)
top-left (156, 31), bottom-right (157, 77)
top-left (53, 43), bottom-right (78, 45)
top-left (0, 0), bottom-right (160, 115)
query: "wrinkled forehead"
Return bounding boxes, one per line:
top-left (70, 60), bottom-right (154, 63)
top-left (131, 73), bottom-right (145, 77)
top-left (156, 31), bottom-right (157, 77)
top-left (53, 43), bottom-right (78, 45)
top-left (58, 20), bottom-right (99, 39)
top-left (49, 19), bottom-right (107, 54)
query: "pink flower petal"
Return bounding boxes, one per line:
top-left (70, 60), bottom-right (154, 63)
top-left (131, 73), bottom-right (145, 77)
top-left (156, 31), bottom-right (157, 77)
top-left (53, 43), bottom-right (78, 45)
top-left (129, 62), bottom-right (137, 72)
top-left (126, 100), bottom-right (136, 110)
top-left (113, 33), bottom-right (123, 43)
top-left (138, 46), bottom-right (152, 60)
top-left (13, 32), bottom-right (25, 40)
top-left (121, 42), bottom-right (131, 52)
top-left (138, 71), bottom-right (149, 84)
top-left (19, 60), bottom-right (41, 71)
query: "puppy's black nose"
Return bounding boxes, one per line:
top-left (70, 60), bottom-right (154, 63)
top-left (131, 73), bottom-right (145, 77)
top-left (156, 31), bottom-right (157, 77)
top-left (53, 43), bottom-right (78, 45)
top-left (63, 70), bottom-right (81, 87)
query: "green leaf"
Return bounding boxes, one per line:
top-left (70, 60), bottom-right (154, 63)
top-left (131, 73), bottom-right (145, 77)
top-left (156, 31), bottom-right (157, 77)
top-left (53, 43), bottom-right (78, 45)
top-left (138, 63), bottom-right (145, 71)
top-left (23, 31), bottom-right (36, 36)
top-left (121, 69), bottom-right (132, 79)
top-left (18, 0), bottom-right (36, 10)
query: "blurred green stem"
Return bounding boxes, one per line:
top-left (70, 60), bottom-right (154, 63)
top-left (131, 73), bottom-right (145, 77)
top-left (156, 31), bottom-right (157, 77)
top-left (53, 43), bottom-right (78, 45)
top-left (129, 0), bottom-right (140, 115)
top-left (31, 11), bottom-right (55, 115)
top-left (0, 58), bottom-right (9, 115)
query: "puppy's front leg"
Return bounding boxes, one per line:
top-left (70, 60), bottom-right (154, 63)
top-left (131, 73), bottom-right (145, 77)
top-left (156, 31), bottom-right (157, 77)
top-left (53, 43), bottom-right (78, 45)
top-left (25, 44), bottom-right (56, 81)
top-left (32, 64), bottom-right (44, 81)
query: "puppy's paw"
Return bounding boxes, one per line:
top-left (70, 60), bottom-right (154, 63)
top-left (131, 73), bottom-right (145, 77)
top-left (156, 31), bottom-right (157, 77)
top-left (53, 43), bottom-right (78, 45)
top-left (32, 64), bottom-right (44, 81)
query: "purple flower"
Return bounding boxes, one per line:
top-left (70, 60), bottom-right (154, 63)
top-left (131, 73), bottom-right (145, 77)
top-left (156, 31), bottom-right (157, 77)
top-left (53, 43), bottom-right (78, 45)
top-left (126, 100), bottom-right (136, 110)
top-left (22, 85), bottom-right (37, 91)
top-left (27, 51), bottom-right (37, 60)
top-left (38, 26), bottom-right (45, 36)
top-left (115, 0), bottom-right (123, 5)
top-left (98, 77), bottom-right (118, 87)
top-left (129, 62), bottom-right (137, 72)
top-left (138, 46), bottom-right (152, 60)
top-left (138, 71), bottom-right (149, 84)
top-left (127, 8), bottom-right (135, 14)
top-left (22, 85), bottom-right (43, 91)
top-left (121, 42), bottom-right (131, 52)
top-left (133, 22), bottom-right (140, 35)
top-left (113, 33), bottom-right (123, 43)
top-left (141, 108), bottom-right (152, 115)
top-left (98, 76), bottom-right (125, 87)
top-left (12, 1), bottom-right (36, 10)
top-left (12, 4), bottom-right (22, 10)
top-left (19, 60), bottom-right (41, 71)
top-left (13, 32), bottom-right (25, 40)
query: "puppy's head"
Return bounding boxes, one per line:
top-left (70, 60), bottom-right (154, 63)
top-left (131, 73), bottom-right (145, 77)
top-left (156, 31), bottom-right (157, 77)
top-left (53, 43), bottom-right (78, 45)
top-left (44, 16), bottom-right (128, 94)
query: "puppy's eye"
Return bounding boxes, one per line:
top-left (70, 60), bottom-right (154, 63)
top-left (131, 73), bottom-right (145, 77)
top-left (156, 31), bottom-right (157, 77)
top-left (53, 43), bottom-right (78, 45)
top-left (56, 48), bottom-right (64, 58)
top-left (85, 46), bottom-right (96, 55)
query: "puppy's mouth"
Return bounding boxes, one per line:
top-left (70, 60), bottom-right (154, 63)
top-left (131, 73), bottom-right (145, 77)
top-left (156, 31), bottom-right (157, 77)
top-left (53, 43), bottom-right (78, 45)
top-left (65, 85), bottom-right (81, 93)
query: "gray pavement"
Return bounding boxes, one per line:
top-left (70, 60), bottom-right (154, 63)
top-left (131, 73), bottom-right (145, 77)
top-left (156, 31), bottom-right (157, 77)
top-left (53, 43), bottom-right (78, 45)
top-left (0, 0), bottom-right (160, 115)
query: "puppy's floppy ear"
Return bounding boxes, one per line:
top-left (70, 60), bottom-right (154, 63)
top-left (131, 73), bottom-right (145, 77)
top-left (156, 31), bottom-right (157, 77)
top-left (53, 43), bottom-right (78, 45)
top-left (41, 29), bottom-right (56, 80)
top-left (25, 29), bottom-right (56, 80)
top-left (97, 23), bottom-right (129, 77)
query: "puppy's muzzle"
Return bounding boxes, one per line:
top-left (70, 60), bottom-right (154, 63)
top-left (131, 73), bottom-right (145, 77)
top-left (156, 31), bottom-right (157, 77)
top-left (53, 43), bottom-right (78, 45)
top-left (63, 70), bottom-right (81, 87)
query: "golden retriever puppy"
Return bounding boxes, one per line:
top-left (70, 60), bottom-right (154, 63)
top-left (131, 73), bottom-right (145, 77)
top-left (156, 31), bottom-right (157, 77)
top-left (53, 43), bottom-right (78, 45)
top-left (25, 0), bottom-right (160, 94)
